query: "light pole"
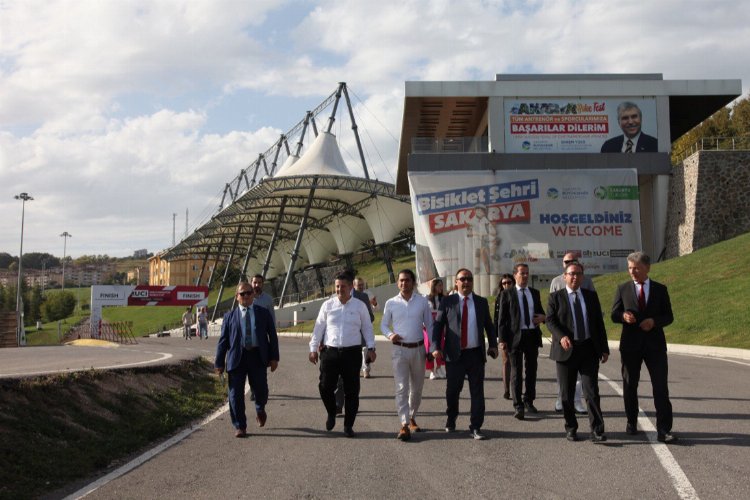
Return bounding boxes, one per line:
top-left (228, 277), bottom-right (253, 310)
top-left (14, 192), bottom-right (33, 344)
top-left (60, 231), bottom-right (72, 291)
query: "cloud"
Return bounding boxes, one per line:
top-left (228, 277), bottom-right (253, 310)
top-left (1, 0), bottom-right (749, 258)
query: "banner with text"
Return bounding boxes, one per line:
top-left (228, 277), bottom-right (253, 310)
top-left (409, 169), bottom-right (641, 286)
top-left (504, 98), bottom-right (658, 153)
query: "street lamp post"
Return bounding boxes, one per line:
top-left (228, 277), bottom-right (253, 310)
top-left (60, 231), bottom-right (72, 291)
top-left (14, 192), bottom-right (33, 345)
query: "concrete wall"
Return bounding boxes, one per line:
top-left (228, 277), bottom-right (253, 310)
top-left (665, 150), bottom-right (750, 258)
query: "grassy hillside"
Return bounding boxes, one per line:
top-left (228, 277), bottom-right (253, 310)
top-left (591, 231), bottom-right (750, 349)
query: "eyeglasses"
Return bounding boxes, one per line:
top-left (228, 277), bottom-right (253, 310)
top-left (501, 281), bottom-right (513, 286)
top-left (565, 272), bottom-right (583, 277)
top-left (457, 276), bottom-right (473, 282)
top-left (238, 291), bottom-right (253, 296)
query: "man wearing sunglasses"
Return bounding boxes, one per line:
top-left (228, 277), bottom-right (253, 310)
top-left (215, 282), bottom-right (280, 438)
top-left (432, 269), bottom-right (498, 440)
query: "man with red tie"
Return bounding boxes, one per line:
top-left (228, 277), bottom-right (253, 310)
top-left (431, 268), bottom-right (498, 440)
top-left (612, 252), bottom-right (677, 443)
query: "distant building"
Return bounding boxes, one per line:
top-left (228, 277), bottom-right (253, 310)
top-left (133, 249), bottom-right (148, 259)
top-left (127, 267), bottom-right (149, 285)
top-left (148, 253), bottom-right (210, 286)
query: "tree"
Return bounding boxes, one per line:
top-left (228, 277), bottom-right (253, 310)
top-left (41, 291), bottom-right (76, 322)
top-left (26, 285), bottom-right (43, 324)
top-left (0, 253), bottom-right (14, 269)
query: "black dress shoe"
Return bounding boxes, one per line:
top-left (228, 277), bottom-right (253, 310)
top-left (343, 426), bottom-right (356, 438)
top-left (591, 432), bottom-right (607, 443)
top-left (335, 406), bottom-right (344, 415)
top-left (503, 391), bottom-right (511, 400)
top-left (566, 430), bottom-right (578, 442)
top-left (256, 410), bottom-right (267, 428)
top-left (513, 408), bottom-right (525, 420)
top-left (625, 423), bottom-right (640, 435)
top-left (524, 402), bottom-right (538, 414)
top-left (445, 420), bottom-right (456, 433)
top-left (326, 415), bottom-right (336, 431)
top-left (470, 428), bottom-right (487, 440)
top-left (657, 432), bottom-right (678, 444)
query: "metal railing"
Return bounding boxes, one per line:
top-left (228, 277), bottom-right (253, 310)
top-left (673, 136), bottom-right (750, 163)
top-left (411, 136), bottom-right (489, 153)
top-left (68, 320), bottom-right (138, 344)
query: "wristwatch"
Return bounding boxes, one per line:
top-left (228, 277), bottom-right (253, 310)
top-left (367, 348), bottom-right (376, 352)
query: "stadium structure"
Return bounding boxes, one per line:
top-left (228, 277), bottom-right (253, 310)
top-left (161, 83), bottom-right (413, 319)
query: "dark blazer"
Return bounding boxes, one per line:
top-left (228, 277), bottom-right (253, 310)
top-left (353, 289), bottom-right (375, 322)
top-left (432, 293), bottom-right (497, 362)
top-left (546, 288), bottom-right (609, 362)
top-left (495, 287), bottom-right (544, 350)
top-left (600, 133), bottom-right (658, 153)
top-left (612, 279), bottom-right (673, 353)
top-left (215, 304), bottom-right (279, 372)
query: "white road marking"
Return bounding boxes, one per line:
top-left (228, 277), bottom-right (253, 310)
top-left (599, 372), bottom-right (700, 500)
top-left (0, 352), bottom-right (173, 378)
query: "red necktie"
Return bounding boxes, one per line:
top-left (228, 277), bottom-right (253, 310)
top-left (637, 282), bottom-right (646, 311)
top-left (461, 296), bottom-right (468, 349)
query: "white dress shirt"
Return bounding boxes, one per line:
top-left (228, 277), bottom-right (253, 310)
top-left (515, 286), bottom-right (535, 329)
top-left (309, 296), bottom-right (375, 352)
top-left (565, 286), bottom-right (589, 339)
top-left (459, 292), bottom-right (480, 349)
top-left (380, 292), bottom-right (433, 344)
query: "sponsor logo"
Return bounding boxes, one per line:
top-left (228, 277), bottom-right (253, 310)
top-left (547, 188), bottom-right (559, 199)
top-left (131, 290), bottom-right (149, 298)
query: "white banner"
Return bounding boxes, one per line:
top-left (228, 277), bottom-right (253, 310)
top-left (409, 169), bottom-right (641, 295)
top-left (504, 98), bottom-right (658, 153)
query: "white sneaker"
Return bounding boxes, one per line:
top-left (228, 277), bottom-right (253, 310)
top-left (554, 400), bottom-right (563, 412)
top-left (430, 371), bottom-right (437, 380)
top-left (575, 401), bottom-right (588, 414)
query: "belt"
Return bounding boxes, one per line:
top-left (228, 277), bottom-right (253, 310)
top-left (573, 338), bottom-right (591, 345)
top-left (244, 346), bottom-right (258, 351)
top-left (321, 345), bottom-right (361, 352)
top-left (393, 339), bottom-right (424, 348)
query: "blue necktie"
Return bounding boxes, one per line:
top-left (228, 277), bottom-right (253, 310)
top-left (245, 307), bottom-right (255, 347)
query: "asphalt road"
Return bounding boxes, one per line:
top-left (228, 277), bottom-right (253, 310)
top-left (19, 335), bottom-right (744, 500)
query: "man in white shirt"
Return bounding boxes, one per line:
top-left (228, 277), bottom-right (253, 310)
top-left (309, 272), bottom-right (377, 438)
top-left (381, 269), bottom-right (434, 441)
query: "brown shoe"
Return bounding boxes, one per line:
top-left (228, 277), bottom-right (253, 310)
top-left (397, 425), bottom-right (411, 441)
top-left (235, 428), bottom-right (247, 438)
top-left (409, 418), bottom-right (421, 432)
top-left (256, 410), bottom-right (267, 428)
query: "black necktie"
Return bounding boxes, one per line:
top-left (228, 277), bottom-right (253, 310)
top-left (573, 291), bottom-right (586, 340)
top-left (521, 289), bottom-right (531, 329)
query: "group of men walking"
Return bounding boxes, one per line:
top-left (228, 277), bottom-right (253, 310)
top-left (214, 252), bottom-right (677, 445)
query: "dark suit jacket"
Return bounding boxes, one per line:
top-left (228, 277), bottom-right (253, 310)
top-left (612, 279), bottom-right (673, 353)
top-left (432, 293), bottom-right (497, 362)
top-left (215, 304), bottom-right (279, 372)
top-left (600, 133), bottom-right (658, 153)
top-left (495, 287), bottom-right (544, 350)
top-left (353, 290), bottom-right (375, 322)
top-left (546, 288), bottom-right (609, 362)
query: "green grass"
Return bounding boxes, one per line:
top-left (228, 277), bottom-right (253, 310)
top-left (25, 287), bottom-right (92, 346)
top-left (0, 358), bottom-right (225, 500)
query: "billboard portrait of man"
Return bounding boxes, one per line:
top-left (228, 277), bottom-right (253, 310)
top-left (600, 101), bottom-right (658, 153)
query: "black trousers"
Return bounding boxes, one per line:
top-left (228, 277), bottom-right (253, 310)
top-left (445, 347), bottom-right (486, 431)
top-left (556, 339), bottom-right (604, 434)
top-left (510, 331), bottom-right (539, 408)
top-left (319, 346), bottom-right (362, 428)
top-left (621, 348), bottom-right (672, 433)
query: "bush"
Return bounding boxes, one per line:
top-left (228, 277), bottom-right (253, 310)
top-left (41, 291), bottom-right (76, 322)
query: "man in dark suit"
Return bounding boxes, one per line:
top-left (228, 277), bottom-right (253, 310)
top-left (432, 268), bottom-right (498, 440)
top-left (612, 251), bottom-right (676, 443)
top-left (497, 263), bottom-right (545, 420)
top-left (547, 262), bottom-right (609, 442)
top-left (600, 101), bottom-right (658, 153)
top-left (215, 282), bottom-right (280, 438)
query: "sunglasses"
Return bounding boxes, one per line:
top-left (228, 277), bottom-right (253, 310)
top-left (238, 291), bottom-right (253, 296)
top-left (457, 276), bottom-right (473, 282)
top-left (563, 259), bottom-right (576, 264)
top-left (501, 281), bottom-right (513, 286)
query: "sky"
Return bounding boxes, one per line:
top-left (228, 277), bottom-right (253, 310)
top-left (2, 0), bottom-right (749, 259)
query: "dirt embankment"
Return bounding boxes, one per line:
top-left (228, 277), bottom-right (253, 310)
top-left (0, 358), bottom-right (225, 500)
